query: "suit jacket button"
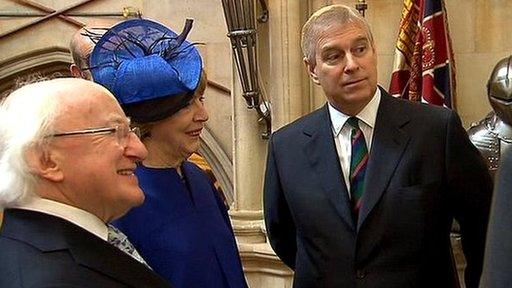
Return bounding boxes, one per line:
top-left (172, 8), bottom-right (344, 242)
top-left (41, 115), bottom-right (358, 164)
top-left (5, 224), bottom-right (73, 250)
top-left (356, 269), bottom-right (366, 279)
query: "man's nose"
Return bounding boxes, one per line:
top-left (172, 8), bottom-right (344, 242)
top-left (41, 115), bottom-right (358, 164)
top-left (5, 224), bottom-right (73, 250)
top-left (344, 54), bottom-right (360, 73)
top-left (125, 133), bottom-right (148, 161)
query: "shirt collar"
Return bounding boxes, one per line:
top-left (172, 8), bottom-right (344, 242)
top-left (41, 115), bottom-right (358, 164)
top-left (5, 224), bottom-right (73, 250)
top-left (328, 88), bottom-right (381, 136)
top-left (12, 197), bottom-right (109, 241)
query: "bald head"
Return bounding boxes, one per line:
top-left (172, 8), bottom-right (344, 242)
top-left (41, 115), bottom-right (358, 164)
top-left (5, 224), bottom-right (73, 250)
top-left (10, 78), bottom-right (117, 123)
top-left (69, 28), bottom-right (99, 80)
top-left (16, 77), bottom-right (111, 99)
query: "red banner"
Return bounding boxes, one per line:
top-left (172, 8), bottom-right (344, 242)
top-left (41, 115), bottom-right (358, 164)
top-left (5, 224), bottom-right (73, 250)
top-left (389, 0), bottom-right (456, 108)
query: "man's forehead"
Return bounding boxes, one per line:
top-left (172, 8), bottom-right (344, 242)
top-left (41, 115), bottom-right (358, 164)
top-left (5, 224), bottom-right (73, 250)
top-left (57, 108), bottom-right (127, 131)
top-left (108, 114), bottom-right (130, 124)
top-left (325, 21), bottom-right (367, 35)
top-left (318, 34), bottom-right (369, 52)
top-left (59, 86), bottom-right (125, 123)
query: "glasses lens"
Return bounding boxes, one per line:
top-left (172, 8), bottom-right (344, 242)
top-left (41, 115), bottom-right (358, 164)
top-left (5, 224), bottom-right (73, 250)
top-left (131, 127), bottom-right (141, 138)
top-left (115, 125), bottom-right (141, 146)
top-left (114, 125), bottom-right (128, 146)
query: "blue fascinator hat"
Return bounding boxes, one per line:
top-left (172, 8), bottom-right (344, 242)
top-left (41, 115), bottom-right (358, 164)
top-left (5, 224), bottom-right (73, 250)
top-left (89, 18), bottom-right (202, 123)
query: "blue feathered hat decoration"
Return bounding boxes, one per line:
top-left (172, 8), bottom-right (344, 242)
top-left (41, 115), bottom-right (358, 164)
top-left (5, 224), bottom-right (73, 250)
top-left (89, 18), bottom-right (202, 111)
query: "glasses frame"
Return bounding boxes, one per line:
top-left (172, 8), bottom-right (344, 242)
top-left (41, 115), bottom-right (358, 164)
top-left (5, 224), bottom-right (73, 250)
top-left (47, 125), bottom-right (141, 144)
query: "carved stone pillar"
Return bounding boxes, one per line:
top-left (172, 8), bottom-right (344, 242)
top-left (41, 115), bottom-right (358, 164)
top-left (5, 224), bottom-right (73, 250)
top-left (229, 0), bottom-right (313, 287)
top-left (230, 64), bottom-right (293, 286)
top-left (230, 66), bottom-right (267, 245)
top-left (267, 0), bottom-right (312, 130)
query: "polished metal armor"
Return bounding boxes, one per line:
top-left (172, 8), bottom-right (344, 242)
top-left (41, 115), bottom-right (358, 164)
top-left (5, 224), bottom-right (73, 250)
top-left (468, 55), bottom-right (512, 177)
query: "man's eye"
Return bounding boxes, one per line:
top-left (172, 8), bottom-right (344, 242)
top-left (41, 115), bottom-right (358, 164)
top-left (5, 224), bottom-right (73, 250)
top-left (324, 53), bottom-right (340, 62)
top-left (354, 45), bottom-right (367, 55)
top-left (118, 125), bottom-right (129, 137)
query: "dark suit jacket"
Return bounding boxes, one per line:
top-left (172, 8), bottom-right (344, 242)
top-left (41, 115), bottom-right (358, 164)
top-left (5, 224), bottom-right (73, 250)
top-left (480, 148), bottom-right (512, 287)
top-left (264, 90), bottom-right (493, 288)
top-left (0, 208), bottom-right (172, 288)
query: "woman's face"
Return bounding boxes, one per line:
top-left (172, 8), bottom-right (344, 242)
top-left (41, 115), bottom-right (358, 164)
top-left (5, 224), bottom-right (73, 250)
top-left (150, 91), bottom-right (209, 162)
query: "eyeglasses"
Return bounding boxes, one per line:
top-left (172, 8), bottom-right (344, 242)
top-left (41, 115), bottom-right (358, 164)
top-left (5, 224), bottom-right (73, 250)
top-left (47, 125), bottom-right (141, 146)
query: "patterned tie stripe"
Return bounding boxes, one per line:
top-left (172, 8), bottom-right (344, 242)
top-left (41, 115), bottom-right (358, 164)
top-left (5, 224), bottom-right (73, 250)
top-left (107, 224), bottom-right (152, 269)
top-left (347, 117), bottom-right (368, 218)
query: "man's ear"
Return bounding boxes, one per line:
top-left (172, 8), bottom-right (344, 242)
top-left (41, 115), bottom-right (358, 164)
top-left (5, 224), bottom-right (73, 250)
top-left (25, 147), bottom-right (64, 182)
top-left (304, 57), bottom-right (320, 85)
top-left (69, 64), bottom-right (82, 78)
top-left (372, 42), bottom-right (378, 63)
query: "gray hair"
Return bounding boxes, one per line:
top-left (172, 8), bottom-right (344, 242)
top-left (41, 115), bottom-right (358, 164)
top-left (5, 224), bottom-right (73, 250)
top-left (0, 80), bottom-right (60, 208)
top-left (301, 4), bottom-right (374, 64)
top-left (70, 28), bottom-right (91, 70)
top-left (69, 27), bottom-right (105, 70)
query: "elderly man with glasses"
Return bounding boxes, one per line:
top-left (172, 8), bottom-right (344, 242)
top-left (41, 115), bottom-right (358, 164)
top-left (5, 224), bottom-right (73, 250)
top-left (0, 78), bottom-right (173, 288)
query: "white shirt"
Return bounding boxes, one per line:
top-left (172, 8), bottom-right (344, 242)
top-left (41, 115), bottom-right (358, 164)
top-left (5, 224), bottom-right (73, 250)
top-left (12, 197), bottom-right (108, 241)
top-left (328, 88), bottom-right (381, 196)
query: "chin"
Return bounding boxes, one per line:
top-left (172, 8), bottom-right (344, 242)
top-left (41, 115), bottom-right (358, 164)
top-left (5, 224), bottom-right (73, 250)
top-left (135, 191), bottom-right (146, 206)
top-left (188, 143), bottom-right (201, 154)
top-left (127, 189), bottom-right (146, 208)
top-left (346, 90), bottom-right (373, 104)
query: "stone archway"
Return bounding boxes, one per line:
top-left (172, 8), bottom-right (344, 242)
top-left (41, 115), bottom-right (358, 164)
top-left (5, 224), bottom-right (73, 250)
top-left (0, 47), bottom-right (72, 94)
top-left (198, 127), bottom-right (234, 204)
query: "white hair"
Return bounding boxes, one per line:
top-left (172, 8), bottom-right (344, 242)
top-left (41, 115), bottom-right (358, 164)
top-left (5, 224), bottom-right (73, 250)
top-left (0, 80), bottom-right (60, 208)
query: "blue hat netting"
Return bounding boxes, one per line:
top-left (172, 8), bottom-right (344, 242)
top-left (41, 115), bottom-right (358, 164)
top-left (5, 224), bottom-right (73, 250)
top-left (90, 18), bottom-right (202, 106)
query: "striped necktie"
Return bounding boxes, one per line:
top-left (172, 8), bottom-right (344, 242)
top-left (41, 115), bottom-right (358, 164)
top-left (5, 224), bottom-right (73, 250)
top-left (347, 117), bottom-right (368, 220)
top-left (107, 224), bottom-right (152, 269)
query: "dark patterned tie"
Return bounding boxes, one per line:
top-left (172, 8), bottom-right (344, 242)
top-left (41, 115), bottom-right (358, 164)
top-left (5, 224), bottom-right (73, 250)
top-left (107, 224), bottom-right (152, 269)
top-left (347, 117), bottom-right (368, 220)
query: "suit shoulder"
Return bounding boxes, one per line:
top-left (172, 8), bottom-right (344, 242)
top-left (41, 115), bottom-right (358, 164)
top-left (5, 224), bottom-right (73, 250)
top-left (271, 106), bottom-right (325, 140)
top-left (389, 95), bottom-right (451, 114)
top-left (0, 235), bottom-right (128, 287)
top-left (385, 95), bottom-right (454, 124)
top-left (0, 236), bottom-right (67, 286)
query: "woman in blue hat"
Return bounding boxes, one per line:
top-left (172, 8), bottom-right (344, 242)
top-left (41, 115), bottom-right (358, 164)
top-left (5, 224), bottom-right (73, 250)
top-left (90, 18), bottom-right (248, 288)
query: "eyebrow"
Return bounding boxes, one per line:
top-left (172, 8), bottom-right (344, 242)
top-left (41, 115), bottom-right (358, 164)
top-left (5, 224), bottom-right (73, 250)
top-left (320, 35), bottom-right (369, 52)
top-left (107, 114), bottom-right (129, 123)
top-left (353, 36), bottom-right (370, 45)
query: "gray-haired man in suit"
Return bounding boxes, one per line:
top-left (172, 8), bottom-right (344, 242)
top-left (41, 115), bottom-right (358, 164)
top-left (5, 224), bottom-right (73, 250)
top-left (264, 4), bottom-right (493, 288)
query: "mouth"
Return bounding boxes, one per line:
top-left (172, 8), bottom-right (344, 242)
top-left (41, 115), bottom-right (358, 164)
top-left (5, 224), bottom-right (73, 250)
top-left (186, 127), bottom-right (203, 137)
top-left (343, 78), bottom-right (365, 87)
top-left (117, 168), bottom-right (136, 176)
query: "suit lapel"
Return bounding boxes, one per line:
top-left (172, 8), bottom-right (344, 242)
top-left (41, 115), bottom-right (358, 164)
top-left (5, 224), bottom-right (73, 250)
top-left (68, 231), bottom-right (169, 288)
top-left (357, 91), bottom-right (411, 231)
top-left (303, 105), bottom-right (355, 232)
top-left (3, 209), bottom-right (169, 288)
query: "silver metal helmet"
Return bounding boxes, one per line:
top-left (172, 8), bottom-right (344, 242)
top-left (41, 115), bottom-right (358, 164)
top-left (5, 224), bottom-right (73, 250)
top-left (488, 55), bottom-right (512, 125)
